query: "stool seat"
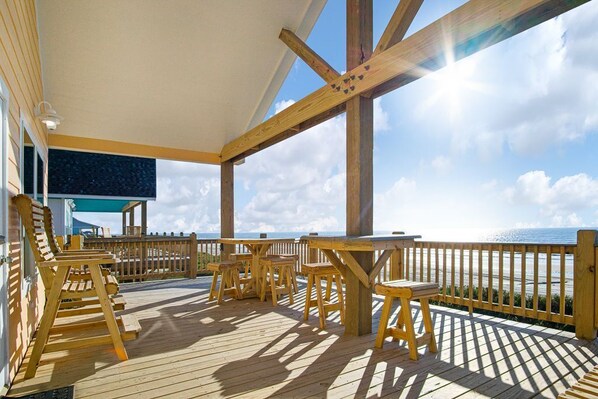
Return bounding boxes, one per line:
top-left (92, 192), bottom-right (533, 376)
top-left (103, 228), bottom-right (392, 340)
top-left (207, 261), bottom-right (243, 272)
top-left (260, 256), bottom-right (294, 267)
top-left (279, 253), bottom-right (299, 260)
top-left (302, 262), bottom-right (336, 275)
top-left (374, 279), bottom-right (438, 360)
top-left (375, 280), bottom-right (439, 299)
top-left (230, 253), bottom-right (252, 262)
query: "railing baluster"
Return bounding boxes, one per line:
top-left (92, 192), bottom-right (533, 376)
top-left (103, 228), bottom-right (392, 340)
top-left (521, 245), bottom-right (527, 315)
top-left (450, 243), bottom-right (455, 299)
top-left (560, 246), bottom-right (566, 323)
top-left (442, 244), bottom-right (447, 301)
top-left (469, 244), bottom-right (473, 314)
top-left (509, 246), bottom-right (515, 313)
top-left (477, 245), bottom-right (483, 307)
top-left (498, 244), bottom-right (504, 313)
top-left (546, 246), bottom-right (552, 322)
top-left (533, 245), bottom-right (539, 318)
top-left (459, 245), bottom-right (464, 305)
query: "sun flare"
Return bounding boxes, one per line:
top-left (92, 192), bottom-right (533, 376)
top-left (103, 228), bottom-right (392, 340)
top-left (426, 52), bottom-right (480, 119)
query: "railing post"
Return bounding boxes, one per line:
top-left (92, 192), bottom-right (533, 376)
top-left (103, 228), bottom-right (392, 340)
top-left (390, 249), bottom-right (403, 280)
top-left (308, 232), bottom-right (318, 263)
top-left (574, 230), bottom-right (597, 339)
top-left (189, 233), bottom-right (198, 279)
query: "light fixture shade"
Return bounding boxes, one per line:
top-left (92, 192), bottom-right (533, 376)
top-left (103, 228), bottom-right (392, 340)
top-left (35, 101), bottom-right (63, 131)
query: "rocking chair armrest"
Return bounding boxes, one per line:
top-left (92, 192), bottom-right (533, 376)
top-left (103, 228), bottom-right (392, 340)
top-left (64, 249), bottom-right (111, 254)
top-left (55, 253), bottom-right (114, 260)
top-left (39, 257), bottom-right (117, 268)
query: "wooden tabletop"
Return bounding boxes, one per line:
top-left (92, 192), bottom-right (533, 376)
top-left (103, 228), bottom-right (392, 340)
top-left (301, 234), bottom-right (421, 251)
top-left (218, 238), bottom-right (296, 245)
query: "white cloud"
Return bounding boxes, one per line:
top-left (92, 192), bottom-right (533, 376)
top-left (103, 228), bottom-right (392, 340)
top-left (235, 107), bottom-right (347, 232)
top-left (506, 170), bottom-right (598, 227)
top-left (409, 2), bottom-right (598, 160)
top-left (481, 179), bottom-right (498, 191)
top-left (374, 178), bottom-right (418, 231)
top-left (374, 98), bottom-right (390, 133)
top-left (430, 156), bottom-right (452, 174)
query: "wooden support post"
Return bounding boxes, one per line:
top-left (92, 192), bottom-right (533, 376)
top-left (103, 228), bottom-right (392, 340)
top-left (122, 211), bottom-right (126, 236)
top-left (309, 232), bottom-right (319, 263)
top-left (575, 230), bottom-right (597, 339)
top-left (189, 232), bottom-right (198, 279)
top-left (345, 0), bottom-right (373, 337)
top-left (141, 201), bottom-right (147, 236)
top-left (221, 161), bottom-right (234, 259)
top-left (129, 209), bottom-right (135, 233)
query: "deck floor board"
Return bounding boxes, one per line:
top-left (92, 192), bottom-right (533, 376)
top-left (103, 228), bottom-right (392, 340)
top-left (8, 277), bottom-right (598, 398)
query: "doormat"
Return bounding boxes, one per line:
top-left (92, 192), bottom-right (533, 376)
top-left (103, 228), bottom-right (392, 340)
top-left (6, 385), bottom-right (74, 399)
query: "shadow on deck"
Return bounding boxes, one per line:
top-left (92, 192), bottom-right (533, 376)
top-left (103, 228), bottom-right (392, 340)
top-left (8, 277), bottom-right (598, 398)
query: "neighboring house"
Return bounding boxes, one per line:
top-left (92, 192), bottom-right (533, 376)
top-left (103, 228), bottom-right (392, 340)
top-left (46, 149), bottom-right (156, 236)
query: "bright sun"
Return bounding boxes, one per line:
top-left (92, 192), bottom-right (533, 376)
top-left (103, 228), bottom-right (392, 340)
top-left (429, 54), bottom-right (479, 119)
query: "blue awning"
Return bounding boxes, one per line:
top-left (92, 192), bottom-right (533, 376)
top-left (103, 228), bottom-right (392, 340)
top-left (72, 198), bottom-right (132, 212)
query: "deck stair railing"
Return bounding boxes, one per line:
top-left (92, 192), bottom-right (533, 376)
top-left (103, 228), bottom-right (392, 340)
top-left (84, 233), bottom-right (198, 281)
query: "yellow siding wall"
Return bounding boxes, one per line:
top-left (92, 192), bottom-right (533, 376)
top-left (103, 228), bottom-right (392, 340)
top-left (0, 0), bottom-right (47, 382)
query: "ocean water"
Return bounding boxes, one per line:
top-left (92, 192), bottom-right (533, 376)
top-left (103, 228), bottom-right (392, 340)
top-left (196, 227), bottom-right (591, 244)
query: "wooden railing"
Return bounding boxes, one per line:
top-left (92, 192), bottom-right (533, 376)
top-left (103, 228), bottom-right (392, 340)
top-left (274, 237), bottom-right (580, 327)
top-left (391, 242), bottom-right (576, 325)
top-left (84, 234), bottom-right (198, 281)
top-left (86, 231), bottom-right (598, 337)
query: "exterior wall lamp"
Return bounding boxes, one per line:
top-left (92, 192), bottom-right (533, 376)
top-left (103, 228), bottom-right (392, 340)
top-left (34, 101), bottom-right (63, 131)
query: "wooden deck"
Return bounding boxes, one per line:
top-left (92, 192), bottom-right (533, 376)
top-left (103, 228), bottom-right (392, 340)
top-left (8, 277), bottom-right (598, 398)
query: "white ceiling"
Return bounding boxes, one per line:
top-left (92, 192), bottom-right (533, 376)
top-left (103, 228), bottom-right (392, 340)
top-left (36, 0), bottom-right (326, 158)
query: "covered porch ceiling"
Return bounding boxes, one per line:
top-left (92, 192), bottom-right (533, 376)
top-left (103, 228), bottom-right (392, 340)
top-left (37, 0), bottom-right (326, 164)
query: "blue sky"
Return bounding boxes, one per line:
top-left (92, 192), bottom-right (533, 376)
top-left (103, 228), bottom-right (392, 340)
top-left (79, 0), bottom-right (598, 236)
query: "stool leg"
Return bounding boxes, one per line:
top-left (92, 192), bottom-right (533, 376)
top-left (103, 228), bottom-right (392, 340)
top-left (400, 297), bottom-right (418, 360)
top-left (375, 295), bottom-right (394, 348)
top-left (260, 265), bottom-right (267, 302)
top-left (393, 305), bottom-right (405, 340)
top-left (304, 273), bottom-right (314, 321)
top-left (285, 266), bottom-right (294, 305)
top-left (217, 270), bottom-right (226, 304)
top-left (290, 265), bottom-right (298, 294)
top-left (420, 298), bottom-right (437, 353)
top-left (315, 275), bottom-right (326, 329)
top-left (209, 271), bottom-right (219, 301)
top-left (232, 269), bottom-right (243, 300)
top-left (270, 265), bottom-right (278, 306)
top-left (335, 274), bottom-right (345, 325)
top-left (325, 275), bottom-right (332, 301)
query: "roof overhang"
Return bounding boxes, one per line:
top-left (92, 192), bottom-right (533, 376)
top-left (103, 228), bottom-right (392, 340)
top-left (37, 0), bottom-right (326, 163)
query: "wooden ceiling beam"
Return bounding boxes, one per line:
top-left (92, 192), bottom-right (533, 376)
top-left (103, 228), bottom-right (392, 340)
top-left (373, 0), bottom-right (424, 56)
top-left (279, 28), bottom-right (340, 83)
top-left (221, 0), bottom-right (588, 162)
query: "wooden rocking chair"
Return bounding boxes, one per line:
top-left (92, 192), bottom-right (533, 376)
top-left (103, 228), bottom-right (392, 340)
top-left (12, 194), bottom-right (141, 379)
top-left (42, 204), bottom-right (127, 314)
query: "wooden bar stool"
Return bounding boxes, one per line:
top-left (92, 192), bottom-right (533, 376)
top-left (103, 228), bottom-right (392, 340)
top-left (374, 280), bottom-right (438, 360)
top-left (259, 256), bottom-right (294, 306)
top-left (302, 262), bottom-right (344, 329)
top-left (207, 261), bottom-right (243, 304)
top-left (279, 253), bottom-right (299, 293)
